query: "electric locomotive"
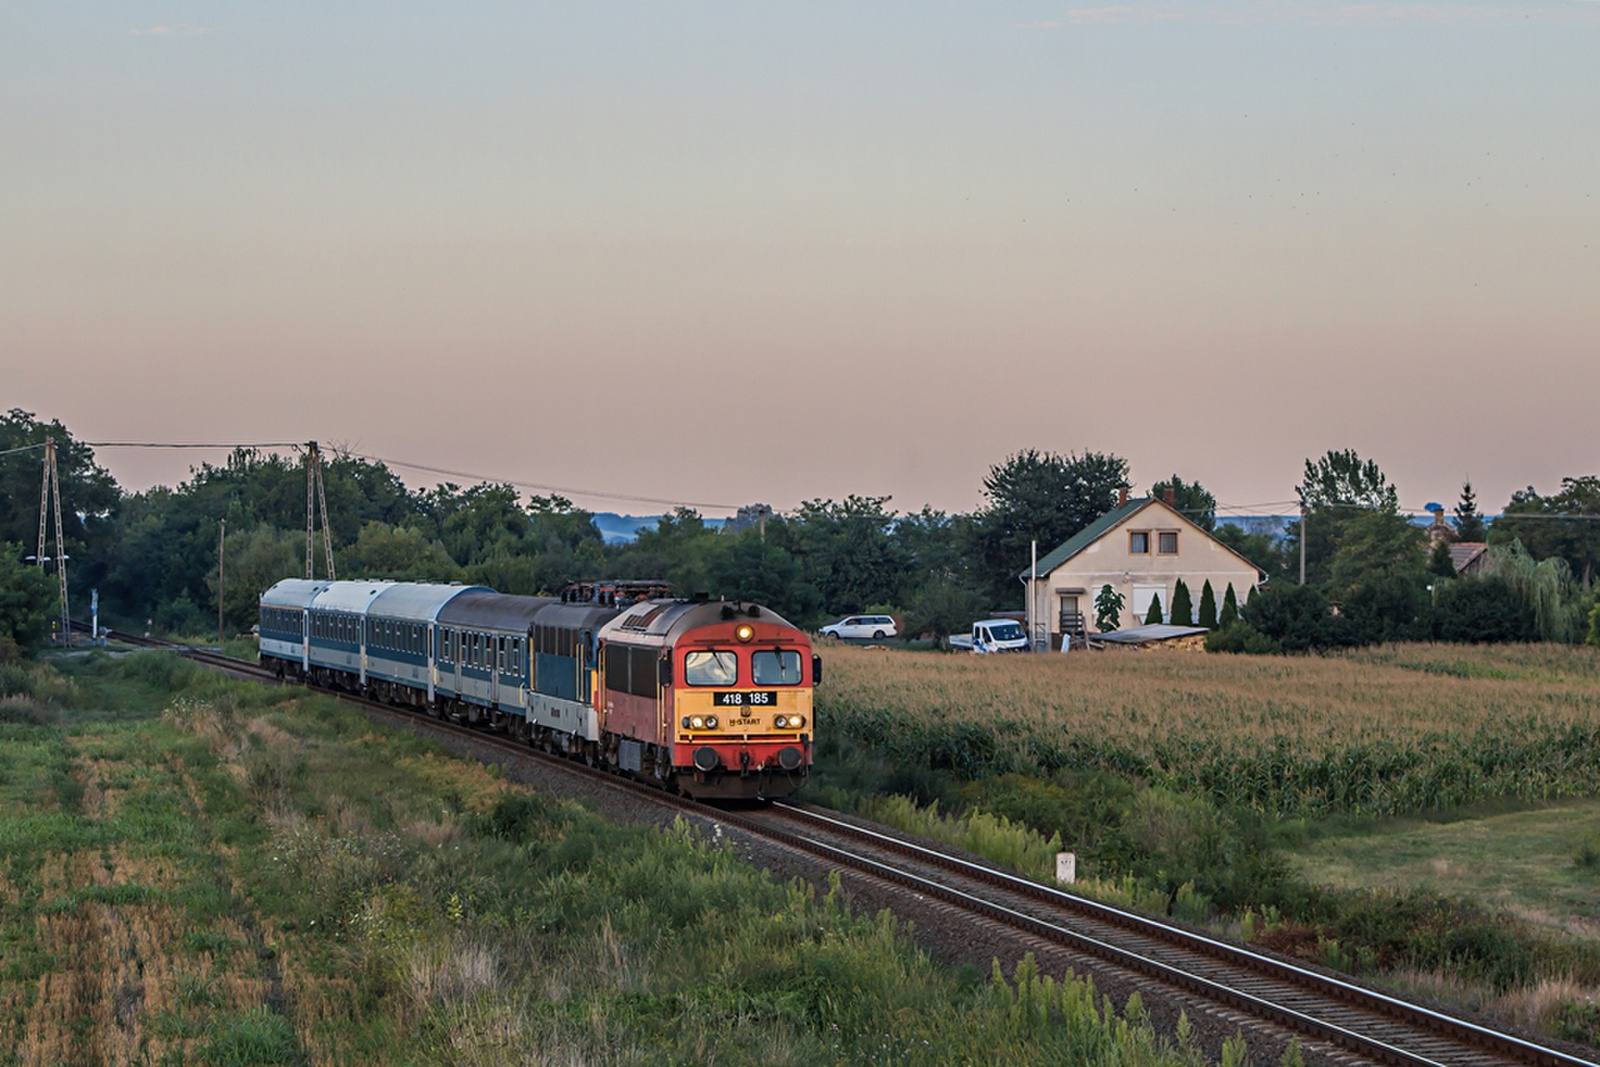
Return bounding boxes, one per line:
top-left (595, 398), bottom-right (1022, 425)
top-left (257, 579), bottom-right (815, 799)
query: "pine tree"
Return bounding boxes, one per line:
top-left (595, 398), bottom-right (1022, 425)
top-left (1170, 579), bottom-right (1194, 626)
top-left (1429, 539), bottom-right (1456, 579)
top-left (1198, 579), bottom-right (1218, 629)
top-left (1220, 583), bottom-right (1239, 627)
top-left (1454, 480), bottom-right (1487, 542)
top-left (1144, 592), bottom-right (1164, 625)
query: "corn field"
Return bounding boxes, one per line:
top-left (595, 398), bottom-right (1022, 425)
top-left (816, 643), bottom-right (1600, 818)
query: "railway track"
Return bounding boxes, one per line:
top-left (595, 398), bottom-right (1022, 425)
top-left (108, 631), bottom-right (1600, 1067)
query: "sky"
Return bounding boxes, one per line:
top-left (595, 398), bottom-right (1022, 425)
top-left (4, 2), bottom-right (1597, 520)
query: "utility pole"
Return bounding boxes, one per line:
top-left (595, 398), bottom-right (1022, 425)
top-left (217, 517), bottom-right (226, 644)
top-left (36, 438), bottom-right (69, 644)
top-left (1299, 504), bottom-right (1307, 586)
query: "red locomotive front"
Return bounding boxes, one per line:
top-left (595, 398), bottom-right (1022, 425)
top-left (596, 599), bottom-right (814, 800)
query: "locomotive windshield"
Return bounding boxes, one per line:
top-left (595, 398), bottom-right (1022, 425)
top-left (683, 650), bottom-right (738, 686)
top-left (752, 650), bottom-right (802, 685)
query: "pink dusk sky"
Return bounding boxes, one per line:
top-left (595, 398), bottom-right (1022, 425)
top-left (4, 3), bottom-right (1597, 519)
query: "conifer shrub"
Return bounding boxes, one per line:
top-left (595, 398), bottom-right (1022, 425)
top-left (1170, 580), bottom-right (1194, 627)
top-left (1144, 593), bottom-right (1164, 625)
top-left (1198, 580), bottom-right (1218, 629)
top-left (1219, 583), bottom-right (1239, 627)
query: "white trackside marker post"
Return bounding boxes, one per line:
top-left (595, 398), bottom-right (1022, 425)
top-left (1056, 852), bottom-right (1076, 884)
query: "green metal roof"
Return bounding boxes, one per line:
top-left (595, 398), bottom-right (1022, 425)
top-left (1018, 497), bottom-right (1151, 581)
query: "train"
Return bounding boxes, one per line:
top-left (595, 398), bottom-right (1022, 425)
top-left (257, 578), bottom-right (817, 799)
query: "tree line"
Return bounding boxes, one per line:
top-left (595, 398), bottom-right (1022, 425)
top-left (2, 408), bottom-right (1596, 653)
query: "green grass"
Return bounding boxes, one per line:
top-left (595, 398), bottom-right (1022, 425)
top-left (0, 650), bottom-right (1224, 1066)
top-left (1288, 799), bottom-right (1600, 938)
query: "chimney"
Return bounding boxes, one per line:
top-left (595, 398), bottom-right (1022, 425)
top-left (1117, 487), bottom-right (1128, 507)
top-left (1163, 487), bottom-right (1176, 507)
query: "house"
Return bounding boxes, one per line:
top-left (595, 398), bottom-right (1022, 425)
top-left (1018, 489), bottom-right (1264, 647)
top-left (1450, 542), bottom-right (1490, 577)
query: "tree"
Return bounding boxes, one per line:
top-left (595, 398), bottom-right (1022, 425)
top-left (1434, 578), bottom-right (1537, 643)
top-left (1169, 579), bottom-right (1194, 626)
top-left (972, 449), bottom-right (1129, 604)
top-left (1429, 539), bottom-right (1457, 579)
top-left (1150, 475), bottom-right (1216, 531)
top-left (1144, 592), bottom-right (1164, 625)
top-left (1242, 584), bottom-right (1354, 651)
top-left (788, 496), bottom-right (904, 616)
top-left (205, 524), bottom-right (300, 634)
top-left (341, 522), bottom-right (461, 582)
top-left (906, 575), bottom-right (987, 641)
top-left (0, 410), bottom-right (121, 602)
top-left (1094, 584), bottom-right (1124, 632)
top-left (1589, 598), bottom-right (1600, 648)
top-left (1213, 523), bottom-right (1291, 582)
top-left (0, 543), bottom-right (57, 654)
top-left (1197, 580), bottom-right (1218, 629)
top-left (1287, 449), bottom-right (1400, 587)
top-left (1219, 583), bottom-right (1239, 627)
top-left (1493, 476), bottom-right (1600, 586)
top-left (1453, 481), bottom-right (1486, 542)
top-left (1329, 509), bottom-right (1431, 644)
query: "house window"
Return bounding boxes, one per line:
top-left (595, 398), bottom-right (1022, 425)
top-left (1158, 532), bottom-right (1178, 555)
top-left (1129, 531), bottom-right (1150, 554)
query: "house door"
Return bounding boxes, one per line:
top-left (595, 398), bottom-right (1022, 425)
top-left (1058, 594), bottom-right (1083, 636)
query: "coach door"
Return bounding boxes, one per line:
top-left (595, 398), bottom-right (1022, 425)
top-left (488, 634), bottom-right (500, 708)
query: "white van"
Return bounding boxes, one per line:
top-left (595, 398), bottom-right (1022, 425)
top-left (948, 619), bottom-right (1030, 653)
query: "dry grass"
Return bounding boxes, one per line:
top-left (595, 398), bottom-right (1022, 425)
top-left (822, 642), bottom-right (1600, 753)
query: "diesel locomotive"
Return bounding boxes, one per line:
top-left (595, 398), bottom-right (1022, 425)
top-left (258, 579), bottom-right (817, 799)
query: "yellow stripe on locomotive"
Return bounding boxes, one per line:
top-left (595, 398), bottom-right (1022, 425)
top-left (675, 685), bottom-right (812, 742)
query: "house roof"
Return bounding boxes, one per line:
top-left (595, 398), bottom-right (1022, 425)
top-left (1098, 624), bottom-right (1209, 644)
top-left (1019, 496), bottom-right (1266, 581)
top-left (1450, 542), bottom-right (1488, 573)
top-left (1019, 497), bottom-right (1150, 580)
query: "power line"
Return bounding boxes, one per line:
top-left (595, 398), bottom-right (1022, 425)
top-left (83, 441), bottom-right (304, 449)
top-left (349, 450), bottom-right (742, 512)
top-left (0, 442), bottom-right (49, 458)
top-left (44, 438), bottom-right (740, 512)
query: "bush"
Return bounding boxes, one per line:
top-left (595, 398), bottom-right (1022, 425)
top-left (1205, 621), bottom-right (1281, 654)
top-left (1144, 593), bottom-right (1163, 625)
top-left (1243, 584), bottom-right (1356, 651)
top-left (1434, 577), bottom-right (1538, 643)
top-left (1341, 573), bottom-right (1433, 645)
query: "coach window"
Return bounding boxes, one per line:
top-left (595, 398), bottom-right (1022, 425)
top-left (683, 650), bottom-right (738, 687)
top-left (752, 650), bottom-right (802, 686)
top-left (1158, 531), bottom-right (1178, 555)
top-left (1129, 531), bottom-right (1150, 554)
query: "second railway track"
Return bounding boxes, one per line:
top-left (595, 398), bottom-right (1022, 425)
top-left (114, 632), bottom-right (1600, 1067)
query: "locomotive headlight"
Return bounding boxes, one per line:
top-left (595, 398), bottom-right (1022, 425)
top-left (735, 623), bottom-right (755, 643)
top-left (690, 715), bottom-right (706, 730)
top-left (774, 715), bottom-right (787, 728)
top-left (705, 715), bottom-right (719, 729)
top-left (789, 715), bottom-right (805, 729)
top-left (681, 717), bottom-right (692, 729)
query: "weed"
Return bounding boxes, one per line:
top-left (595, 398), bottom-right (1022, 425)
top-left (197, 1006), bottom-right (302, 1065)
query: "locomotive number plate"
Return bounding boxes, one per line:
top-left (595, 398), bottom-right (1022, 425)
top-left (713, 691), bottom-right (777, 707)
